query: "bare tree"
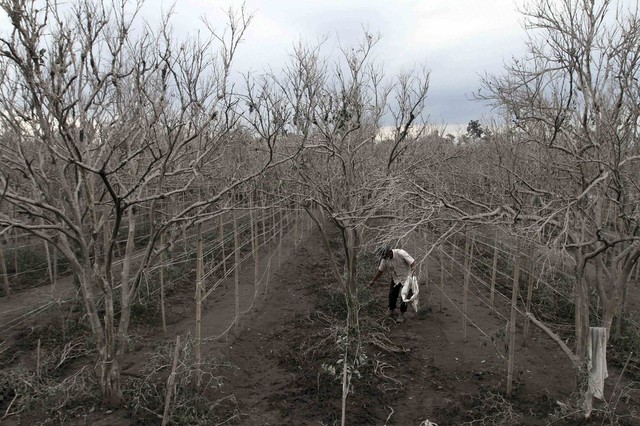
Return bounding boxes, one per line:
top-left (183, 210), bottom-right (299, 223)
top-left (278, 33), bottom-right (431, 327)
top-left (454, 0), bottom-right (640, 366)
top-left (253, 32), bottom-right (431, 424)
top-left (0, 0), bottom-right (292, 407)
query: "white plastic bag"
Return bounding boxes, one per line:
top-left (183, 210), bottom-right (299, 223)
top-left (401, 275), bottom-right (420, 312)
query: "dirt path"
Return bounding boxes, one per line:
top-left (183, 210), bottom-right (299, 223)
top-left (116, 222), bottom-right (326, 424)
top-left (0, 222), bottom-right (223, 338)
top-left (385, 279), bottom-right (574, 424)
top-left (381, 235), bottom-right (576, 425)
top-left (210, 242), bottom-right (324, 424)
top-left (0, 272), bottom-right (77, 338)
top-left (171, 226), bottom-right (578, 425)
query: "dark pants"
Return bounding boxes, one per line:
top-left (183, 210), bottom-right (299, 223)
top-left (388, 279), bottom-right (412, 313)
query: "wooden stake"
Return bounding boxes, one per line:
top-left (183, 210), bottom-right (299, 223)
top-left (341, 347), bottom-right (348, 426)
top-left (251, 202), bottom-right (258, 288)
top-left (0, 243), bottom-right (11, 297)
top-left (294, 205), bottom-right (299, 248)
top-left (36, 338), bottom-right (41, 379)
top-left (162, 335), bottom-right (181, 426)
top-left (463, 237), bottom-right (472, 342)
top-left (617, 262), bottom-right (637, 336)
top-left (160, 233), bottom-right (167, 333)
top-left (12, 227), bottom-right (18, 284)
top-left (450, 240), bottom-right (456, 279)
top-left (298, 201), bottom-right (305, 244)
top-left (263, 257), bottom-right (271, 301)
top-left (102, 205), bottom-right (110, 261)
top-left (219, 215), bottom-right (227, 275)
top-left (278, 206), bottom-right (284, 270)
top-left (182, 218), bottom-right (188, 256)
top-left (271, 206), bottom-right (277, 244)
top-left (233, 211), bottom-right (240, 337)
top-left (261, 196), bottom-right (268, 247)
top-left (507, 251), bottom-right (521, 397)
top-left (523, 246), bottom-right (535, 346)
top-left (251, 199), bottom-right (260, 306)
top-left (195, 223), bottom-right (203, 390)
top-left (439, 246), bottom-right (444, 313)
top-left (44, 240), bottom-right (53, 285)
top-left (52, 246), bottom-right (57, 288)
top-left (490, 242), bottom-right (498, 307)
top-left (423, 232), bottom-right (429, 286)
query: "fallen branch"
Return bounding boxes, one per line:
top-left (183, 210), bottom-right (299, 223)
top-left (54, 339), bottom-right (89, 370)
top-left (374, 360), bottom-right (404, 391)
top-left (384, 405), bottom-right (394, 426)
top-left (162, 335), bottom-right (181, 426)
top-left (608, 351), bottom-right (634, 422)
top-left (369, 332), bottom-right (410, 354)
top-left (1, 393), bottom-right (21, 420)
top-left (526, 313), bottom-right (580, 368)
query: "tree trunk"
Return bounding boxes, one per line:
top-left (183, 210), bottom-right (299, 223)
top-left (599, 268), bottom-right (627, 341)
top-left (97, 207), bottom-right (136, 409)
top-left (344, 227), bottom-right (359, 330)
top-left (76, 267), bottom-right (123, 407)
top-left (574, 271), bottom-right (590, 362)
top-left (616, 262), bottom-right (637, 336)
top-left (99, 342), bottom-right (122, 408)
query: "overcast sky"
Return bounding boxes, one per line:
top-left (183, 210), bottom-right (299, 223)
top-left (0, 0), bottom-right (530, 133)
top-left (138, 0), bottom-right (530, 134)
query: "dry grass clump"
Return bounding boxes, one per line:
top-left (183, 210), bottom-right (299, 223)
top-left (0, 365), bottom-right (98, 424)
top-left (123, 334), bottom-right (239, 425)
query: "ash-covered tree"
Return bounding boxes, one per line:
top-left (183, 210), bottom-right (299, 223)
top-left (0, 0), bottom-right (290, 407)
top-left (280, 34), bottom-right (430, 330)
top-left (401, 1), bottom-right (639, 393)
top-left (464, 0), bottom-right (640, 368)
top-left (250, 33), bottom-right (430, 424)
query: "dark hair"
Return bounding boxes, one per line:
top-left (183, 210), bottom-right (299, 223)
top-left (377, 244), bottom-right (391, 260)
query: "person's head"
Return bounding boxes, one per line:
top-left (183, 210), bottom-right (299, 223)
top-left (385, 248), bottom-right (393, 259)
top-left (378, 244), bottom-right (392, 260)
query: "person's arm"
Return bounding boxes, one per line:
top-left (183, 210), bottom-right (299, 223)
top-left (369, 269), bottom-right (384, 286)
top-left (399, 249), bottom-right (416, 276)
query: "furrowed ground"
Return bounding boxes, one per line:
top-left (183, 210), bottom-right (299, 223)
top-left (0, 224), bottom-right (638, 425)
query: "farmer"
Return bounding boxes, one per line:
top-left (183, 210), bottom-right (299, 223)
top-left (368, 245), bottom-right (416, 323)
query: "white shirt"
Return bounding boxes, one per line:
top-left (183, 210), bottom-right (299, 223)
top-left (378, 249), bottom-right (414, 285)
